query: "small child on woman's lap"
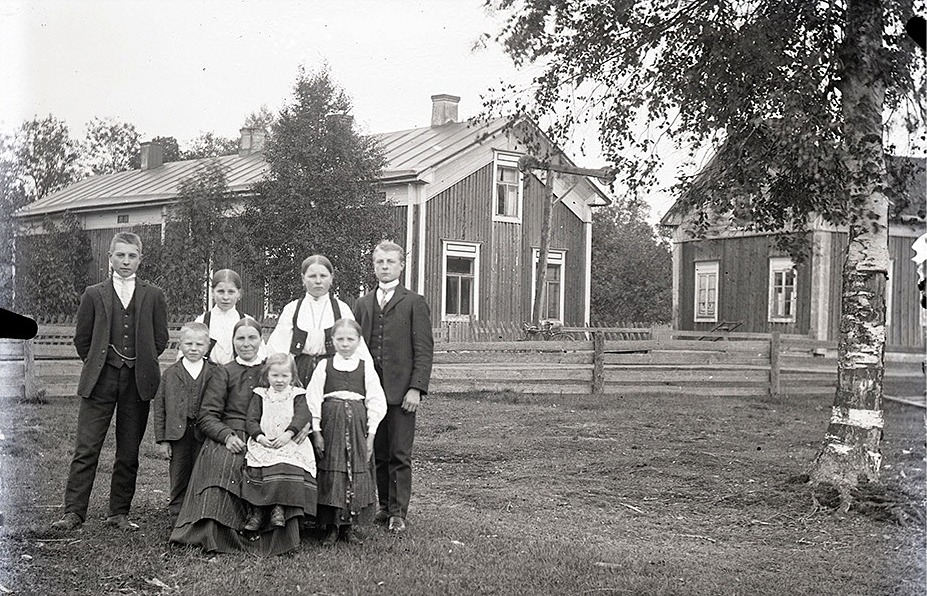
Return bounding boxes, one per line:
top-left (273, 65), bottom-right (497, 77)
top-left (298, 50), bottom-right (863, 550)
top-left (305, 318), bottom-right (386, 546)
top-left (241, 353), bottom-right (317, 537)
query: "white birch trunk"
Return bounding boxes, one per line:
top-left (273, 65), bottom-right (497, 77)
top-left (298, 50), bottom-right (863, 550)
top-left (809, 0), bottom-right (889, 500)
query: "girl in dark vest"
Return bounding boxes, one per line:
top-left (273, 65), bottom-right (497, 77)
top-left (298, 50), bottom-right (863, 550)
top-left (305, 318), bottom-right (386, 546)
top-left (266, 255), bottom-right (369, 387)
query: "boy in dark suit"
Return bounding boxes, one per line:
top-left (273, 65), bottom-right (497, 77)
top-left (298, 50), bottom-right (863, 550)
top-left (152, 321), bottom-right (214, 519)
top-left (354, 241), bottom-right (433, 533)
top-left (51, 232), bottom-right (169, 531)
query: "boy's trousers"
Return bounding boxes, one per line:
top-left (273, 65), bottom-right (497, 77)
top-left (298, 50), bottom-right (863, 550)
top-left (63, 364), bottom-right (150, 520)
top-left (167, 419), bottom-right (203, 516)
top-left (374, 404), bottom-right (416, 519)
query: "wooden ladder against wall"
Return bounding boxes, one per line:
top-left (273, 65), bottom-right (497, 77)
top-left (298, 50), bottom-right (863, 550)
top-left (700, 320), bottom-right (743, 340)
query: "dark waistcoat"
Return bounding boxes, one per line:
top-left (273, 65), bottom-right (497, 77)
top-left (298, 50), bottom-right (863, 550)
top-left (106, 287), bottom-right (136, 368)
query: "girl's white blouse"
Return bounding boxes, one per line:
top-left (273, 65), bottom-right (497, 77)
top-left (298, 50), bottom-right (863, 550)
top-left (305, 353), bottom-right (387, 437)
top-left (265, 293), bottom-right (371, 361)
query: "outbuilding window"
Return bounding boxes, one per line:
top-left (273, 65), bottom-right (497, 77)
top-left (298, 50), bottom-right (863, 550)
top-left (768, 257), bottom-right (796, 323)
top-left (694, 261), bottom-right (719, 323)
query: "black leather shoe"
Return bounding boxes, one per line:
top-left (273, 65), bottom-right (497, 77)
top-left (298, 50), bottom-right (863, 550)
top-left (388, 516), bottom-right (406, 534)
top-left (50, 512), bottom-right (83, 531)
top-left (339, 525), bottom-right (363, 544)
top-left (270, 505), bottom-right (286, 527)
top-left (373, 509), bottom-right (390, 524)
top-left (243, 509), bottom-right (263, 532)
top-left (321, 525), bottom-right (339, 547)
top-left (104, 514), bottom-right (140, 532)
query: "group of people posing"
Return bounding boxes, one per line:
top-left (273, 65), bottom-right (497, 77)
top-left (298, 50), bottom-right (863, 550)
top-left (49, 232), bottom-right (434, 556)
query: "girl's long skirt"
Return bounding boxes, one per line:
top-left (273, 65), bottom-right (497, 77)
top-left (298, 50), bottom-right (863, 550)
top-left (169, 431), bottom-right (315, 556)
top-left (316, 397), bottom-right (376, 526)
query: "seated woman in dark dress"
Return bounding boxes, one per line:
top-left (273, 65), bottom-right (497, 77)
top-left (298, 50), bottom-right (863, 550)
top-left (169, 318), bottom-right (317, 555)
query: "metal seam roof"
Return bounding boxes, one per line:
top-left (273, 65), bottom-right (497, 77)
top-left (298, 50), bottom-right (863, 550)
top-left (17, 117), bottom-right (597, 218)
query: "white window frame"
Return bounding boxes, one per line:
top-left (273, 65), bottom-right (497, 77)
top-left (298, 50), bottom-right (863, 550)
top-left (694, 261), bottom-right (719, 323)
top-left (441, 241), bottom-right (480, 322)
top-left (531, 249), bottom-right (566, 322)
top-left (768, 257), bottom-right (797, 323)
top-left (492, 152), bottom-right (523, 223)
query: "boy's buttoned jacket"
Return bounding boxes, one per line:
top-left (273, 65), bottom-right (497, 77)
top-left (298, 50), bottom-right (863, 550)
top-left (153, 360), bottom-right (216, 442)
top-left (354, 284), bottom-right (434, 405)
top-left (73, 279), bottom-right (169, 401)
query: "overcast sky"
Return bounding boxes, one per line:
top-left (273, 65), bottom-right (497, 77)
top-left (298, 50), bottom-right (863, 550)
top-left (0, 0), bottom-right (771, 223)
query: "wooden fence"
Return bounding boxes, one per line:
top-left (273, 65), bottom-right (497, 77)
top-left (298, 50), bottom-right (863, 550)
top-left (1, 326), bottom-right (923, 399)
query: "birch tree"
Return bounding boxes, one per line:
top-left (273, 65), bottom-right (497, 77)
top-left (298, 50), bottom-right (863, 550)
top-left (487, 0), bottom-right (924, 504)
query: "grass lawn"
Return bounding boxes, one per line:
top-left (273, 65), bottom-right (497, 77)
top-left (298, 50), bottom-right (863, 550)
top-left (0, 390), bottom-right (923, 595)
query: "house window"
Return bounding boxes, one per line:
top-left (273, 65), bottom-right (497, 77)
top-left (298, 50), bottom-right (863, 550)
top-left (694, 261), bottom-right (719, 323)
top-left (532, 250), bottom-right (565, 321)
top-left (442, 241), bottom-right (480, 321)
top-left (768, 257), bottom-right (797, 323)
top-left (493, 152), bottom-right (522, 222)
top-left (117, 214), bottom-right (129, 224)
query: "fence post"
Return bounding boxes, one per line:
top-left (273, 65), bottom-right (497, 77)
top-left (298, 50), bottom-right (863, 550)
top-left (23, 338), bottom-right (39, 400)
top-left (592, 330), bottom-right (605, 395)
top-left (769, 331), bottom-right (781, 398)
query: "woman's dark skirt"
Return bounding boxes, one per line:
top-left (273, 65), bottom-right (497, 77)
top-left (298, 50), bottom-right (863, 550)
top-left (316, 397), bottom-right (376, 526)
top-left (169, 430), bottom-right (315, 556)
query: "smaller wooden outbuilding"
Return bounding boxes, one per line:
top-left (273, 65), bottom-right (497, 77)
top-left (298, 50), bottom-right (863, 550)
top-left (660, 156), bottom-right (925, 350)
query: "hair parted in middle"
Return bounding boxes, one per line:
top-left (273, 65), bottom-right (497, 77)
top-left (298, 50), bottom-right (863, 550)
top-left (260, 352), bottom-right (302, 388)
top-left (331, 317), bottom-right (362, 336)
top-left (301, 254), bottom-right (334, 276)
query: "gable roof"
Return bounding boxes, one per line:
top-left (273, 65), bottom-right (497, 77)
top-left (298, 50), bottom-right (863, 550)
top-left (660, 154), bottom-right (926, 228)
top-left (15, 116), bottom-right (610, 219)
top-left (374, 118), bottom-right (509, 182)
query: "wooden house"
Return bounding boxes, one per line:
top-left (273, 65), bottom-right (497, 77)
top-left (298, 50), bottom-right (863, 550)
top-left (660, 156), bottom-right (926, 350)
top-left (14, 95), bottom-right (609, 325)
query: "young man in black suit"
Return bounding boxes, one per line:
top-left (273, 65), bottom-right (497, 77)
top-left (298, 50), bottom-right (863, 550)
top-left (51, 232), bottom-right (169, 531)
top-left (354, 241), bottom-right (433, 533)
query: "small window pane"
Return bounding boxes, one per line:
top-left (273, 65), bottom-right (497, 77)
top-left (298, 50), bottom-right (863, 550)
top-left (447, 256), bottom-right (472, 275)
top-left (460, 278), bottom-right (472, 315)
top-left (446, 277), bottom-right (459, 315)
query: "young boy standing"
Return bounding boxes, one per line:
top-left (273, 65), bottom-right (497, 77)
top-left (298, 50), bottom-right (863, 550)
top-left (153, 322), bottom-right (214, 519)
top-left (51, 232), bottom-right (169, 532)
top-left (353, 241), bottom-right (433, 534)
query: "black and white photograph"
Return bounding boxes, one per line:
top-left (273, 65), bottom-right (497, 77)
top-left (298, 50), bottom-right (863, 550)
top-left (0, 0), bottom-right (924, 594)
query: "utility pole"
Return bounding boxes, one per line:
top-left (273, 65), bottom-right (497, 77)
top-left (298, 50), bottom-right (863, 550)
top-left (518, 156), bottom-right (616, 326)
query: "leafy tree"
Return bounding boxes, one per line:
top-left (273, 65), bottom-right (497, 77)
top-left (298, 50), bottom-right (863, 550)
top-left (0, 117), bottom-right (80, 310)
top-left (182, 132), bottom-right (239, 160)
top-left (244, 105), bottom-right (275, 131)
top-left (150, 135), bottom-right (182, 163)
top-left (15, 115), bottom-right (81, 200)
top-left (159, 161), bottom-right (244, 317)
top-left (14, 212), bottom-right (90, 319)
top-left (244, 67), bottom-right (392, 311)
top-left (488, 0), bottom-right (923, 501)
top-left (0, 133), bottom-right (29, 309)
top-left (81, 117), bottom-right (140, 174)
top-left (591, 198), bottom-right (671, 323)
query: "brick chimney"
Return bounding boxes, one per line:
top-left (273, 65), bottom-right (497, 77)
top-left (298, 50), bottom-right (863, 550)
top-left (140, 141), bottom-right (163, 170)
top-left (431, 94), bottom-right (460, 127)
top-left (238, 127), bottom-right (267, 157)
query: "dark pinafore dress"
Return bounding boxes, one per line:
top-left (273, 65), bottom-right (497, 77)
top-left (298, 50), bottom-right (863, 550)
top-left (316, 359), bottom-right (377, 526)
top-left (289, 295), bottom-right (341, 387)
